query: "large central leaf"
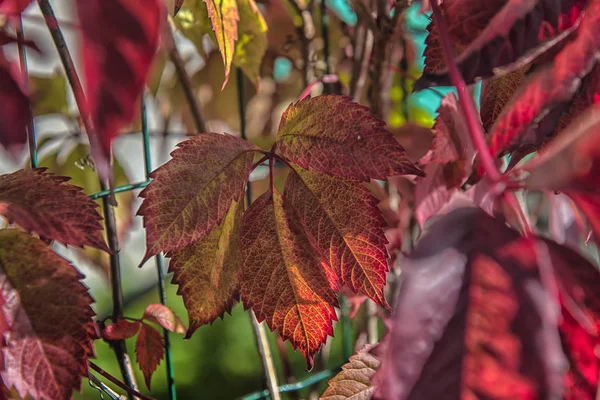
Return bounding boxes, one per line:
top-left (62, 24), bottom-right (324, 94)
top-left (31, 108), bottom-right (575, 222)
top-left (284, 167), bottom-right (390, 308)
top-left (240, 190), bottom-right (339, 367)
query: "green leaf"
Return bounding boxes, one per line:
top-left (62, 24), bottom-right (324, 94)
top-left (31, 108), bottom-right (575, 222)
top-left (233, 0), bottom-right (267, 85)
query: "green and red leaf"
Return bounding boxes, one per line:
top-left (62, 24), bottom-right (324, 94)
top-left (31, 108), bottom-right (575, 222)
top-left (77, 0), bottom-right (163, 182)
top-left (284, 167), bottom-right (390, 309)
top-left (0, 168), bottom-right (108, 251)
top-left (135, 323), bottom-right (164, 390)
top-left (0, 230), bottom-right (96, 400)
top-left (240, 190), bottom-right (339, 367)
top-left (276, 96), bottom-right (422, 181)
top-left (168, 199), bottom-right (244, 336)
top-left (138, 133), bottom-right (258, 263)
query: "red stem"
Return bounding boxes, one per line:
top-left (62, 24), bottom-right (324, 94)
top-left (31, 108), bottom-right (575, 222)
top-left (429, 0), bottom-right (501, 182)
top-left (89, 362), bottom-right (155, 400)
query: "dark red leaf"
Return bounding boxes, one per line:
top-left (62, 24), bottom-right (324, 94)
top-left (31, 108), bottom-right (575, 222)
top-left (555, 63), bottom-right (600, 133)
top-left (174, 0), bottom-right (183, 15)
top-left (0, 59), bottom-right (29, 155)
top-left (77, 0), bottom-right (164, 182)
top-left (102, 320), bottom-right (141, 340)
top-left (543, 240), bottom-right (600, 399)
top-left (0, 168), bottom-right (109, 251)
top-left (417, 0), bottom-right (587, 88)
top-left (135, 323), bottom-right (164, 390)
top-left (487, 0), bottom-right (600, 160)
top-left (480, 68), bottom-right (528, 132)
top-left (375, 206), bottom-right (569, 399)
top-left (0, 230), bottom-right (96, 400)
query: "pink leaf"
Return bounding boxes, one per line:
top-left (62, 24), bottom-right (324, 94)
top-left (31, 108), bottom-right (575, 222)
top-left (142, 304), bottom-right (186, 334)
top-left (77, 0), bottom-right (164, 182)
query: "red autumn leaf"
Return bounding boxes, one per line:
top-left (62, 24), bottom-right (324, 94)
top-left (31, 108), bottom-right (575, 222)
top-left (102, 320), bottom-right (142, 340)
top-left (0, 0), bottom-right (33, 15)
top-left (544, 240), bottom-right (600, 399)
top-left (555, 63), bottom-right (600, 133)
top-left (142, 303), bottom-right (186, 334)
top-left (138, 133), bottom-right (258, 263)
top-left (524, 103), bottom-right (600, 245)
top-left (480, 68), bottom-right (528, 132)
top-left (414, 94), bottom-right (475, 226)
top-left (0, 168), bottom-right (109, 251)
top-left (0, 230), bottom-right (96, 400)
top-left (284, 167), bottom-right (390, 309)
top-left (321, 345), bottom-right (380, 400)
top-left (487, 0), bottom-right (600, 159)
top-left (77, 0), bottom-right (163, 182)
top-left (276, 95), bottom-right (423, 182)
top-left (0, 59), bottom-right (29, 155)
top-left (417, 0), bottom-right (587, 88)
top-left (135, 323), bottom-right (164, 390)
top-left (375, 205), bottom-right (568, 399)
top-left (240, 190), bottom-right (339, 367)
top-left (168, 199), bottom-right (243, 336)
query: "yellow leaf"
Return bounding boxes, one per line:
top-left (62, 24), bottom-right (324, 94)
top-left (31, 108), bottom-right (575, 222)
top-left (234, 0), bottom-right (267, 86)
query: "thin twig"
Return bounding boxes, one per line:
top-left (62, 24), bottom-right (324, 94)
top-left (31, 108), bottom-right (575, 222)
top-left (16, 16), bottom-right (37, 168)
top-left (287, 0), bottom-right (314, 87)
top-left (165, 16), bottom-right (207, 133)
top-left (37, 0), bottom-right (139, 393)
top-left (89, 363), bottom-right (155, 400)
top-left (249, 312), bottom-right (281, 400)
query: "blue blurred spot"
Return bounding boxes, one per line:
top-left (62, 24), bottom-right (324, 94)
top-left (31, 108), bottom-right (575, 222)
top-left (326, 0), bottom-right (357, 26)
top-left (274, 57), bottom-right (293, 82)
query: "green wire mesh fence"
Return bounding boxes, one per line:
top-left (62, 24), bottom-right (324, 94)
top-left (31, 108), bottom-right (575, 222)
top-left (21, 1), bottom-right (361, 398)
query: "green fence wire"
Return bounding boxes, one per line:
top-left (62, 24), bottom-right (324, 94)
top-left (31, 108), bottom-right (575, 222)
top-left (22, 1), bottom-right (360, 399)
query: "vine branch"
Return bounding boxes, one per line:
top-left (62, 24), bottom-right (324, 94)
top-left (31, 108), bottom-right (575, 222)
top-left (37, 0), bottom-right (139, 394)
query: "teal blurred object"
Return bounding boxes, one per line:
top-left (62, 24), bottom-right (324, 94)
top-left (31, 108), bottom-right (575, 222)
top-left (326, 0), bottom-right (357, 26)
top-left (274, 57), bottom-right (293, 82)
top-left (404, 2), bottom-right (482, 117)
